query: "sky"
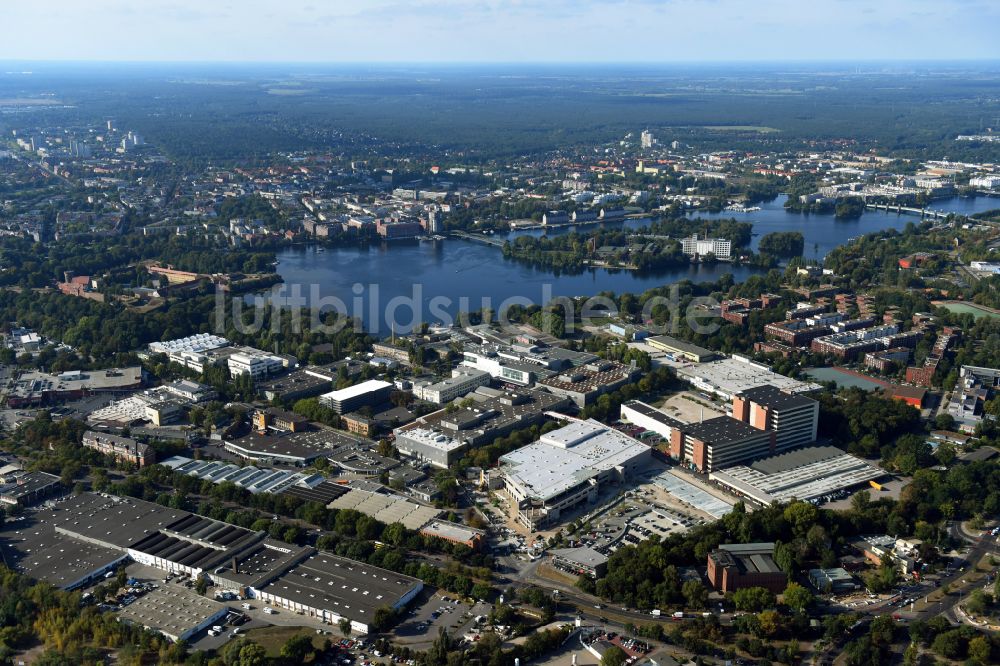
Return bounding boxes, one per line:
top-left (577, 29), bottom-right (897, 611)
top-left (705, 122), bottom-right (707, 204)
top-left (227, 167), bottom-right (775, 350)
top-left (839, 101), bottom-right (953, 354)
top-left (3, 0), bottom-right (1000, 63)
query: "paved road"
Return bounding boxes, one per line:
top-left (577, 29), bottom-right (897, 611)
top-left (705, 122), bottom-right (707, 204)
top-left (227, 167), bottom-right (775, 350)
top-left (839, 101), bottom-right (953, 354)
top-left (813, 520), bottom-right (998, 665)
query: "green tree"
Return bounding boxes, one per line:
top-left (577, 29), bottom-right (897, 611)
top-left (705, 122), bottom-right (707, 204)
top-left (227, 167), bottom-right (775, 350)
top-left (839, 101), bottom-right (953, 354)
top-left (280, 634), bottom-right (315, 662)
top-left (731, 587), bottom-right (776, 612)
top-left (682, 579), bottom-right (708, 609)
top-left (372, 605), bottom-right (395, 631)
top-left (238, 642), bottom-right (267, 666)
top-left (782, 582), bottom-right (814, 612)
top-left (601, 645), bottom-right (629, 666)
top-left (968, 635), bottom-right (992, 664)
top-left (965, 589), bottom-right (988, 616)
top-left (339, 618), bottom-right (352, 637)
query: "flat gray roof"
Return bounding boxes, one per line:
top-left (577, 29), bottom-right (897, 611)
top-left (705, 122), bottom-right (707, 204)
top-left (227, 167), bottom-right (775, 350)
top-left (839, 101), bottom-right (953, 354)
top-left (549, 546), bottom-right (608, 568)
top-left (46, 493), bottom-right (187, 550)
top-left (737, 385), bottom-right (817, 411)
top-left (0, 521), bottom-right (125, 589)
top-left (647, 335), bottom-right (715, 358)
top-left (257, 551), bottom-right (422, 620)
top-left (750, 445), bottom-right (845, 475)
top-left (682, 415), bottom-right (765, 443)
top-left (118, 583), bottom-right (228, 641)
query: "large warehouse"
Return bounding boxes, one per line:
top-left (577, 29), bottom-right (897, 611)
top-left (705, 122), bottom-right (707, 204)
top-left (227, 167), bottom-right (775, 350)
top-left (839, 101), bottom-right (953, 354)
top-left (3, 493), bottom-right (422, 634)
top-left (319, 380), bottom-right (393, 414)
top-left (118, 583), bottom-right (230, 642)
top-left (498, 419), bottom-right (652, 529)
top-left (673, 355), bottom-right (821, 400)
top-left (709, 446), bottom-right (886, 505)
top-left (254, 551), bottom-right (423, 634)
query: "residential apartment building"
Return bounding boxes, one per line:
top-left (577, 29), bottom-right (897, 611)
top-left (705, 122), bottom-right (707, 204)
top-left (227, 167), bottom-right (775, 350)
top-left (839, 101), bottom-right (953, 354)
top-left (82, 430), bottom-right (155, 467)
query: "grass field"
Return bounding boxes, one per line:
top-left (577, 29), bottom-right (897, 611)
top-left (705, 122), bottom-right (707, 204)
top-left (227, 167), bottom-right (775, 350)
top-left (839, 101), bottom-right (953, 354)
top-left (243, 625), bottom-right (327, 658)
top-left (934, 301), bottom-right (1000, 320)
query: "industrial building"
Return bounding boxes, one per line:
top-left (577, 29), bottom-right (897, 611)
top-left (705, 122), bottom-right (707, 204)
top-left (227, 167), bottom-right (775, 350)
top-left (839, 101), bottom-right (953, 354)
top-left (460, 340), bottom-right (598, 386)
top-left (254, 551), bottom-right (423, 633)
top-left (670, 415), bottom-right (775, 473)
top-left (393, 428), bottom-right (467, 468)
top-left (319, 379), bottom-right (393, 414)
top-left (536, 359), bottom-right (639, 407)
top-left (227, 348), bottom-right (287, 379)
top-left (646, 335), bottom-right (716, 362)
top-left (620, 400), bottom-right (684, 440)
top-left (223, 429), bottom-right (350, 466)
top-left (549, 546), bottom-right (609, 579)
top-left (672, 356), bottom-right (821, 400)
top-left (3, 492), bottom-right (423, 634)
top-left (394, 386), bottom-right (569, 464)
top-left (0, 520), bottom-right (129, 590)
top-left (419, 520), bottom-right (485, 550)
top-left (946, 365), bottom-right (1000, 433)
top-left (326, 444), bottom-right (401, 477)
top-left (0, 471), bottom-right (61, 507)
top-left (118, 584), bottom-right (230, 642)
top-left (257, 362), bottom-right (364, 402)
top-left (708, 446), bottom-right (885, 505)
top-left (808, 568), bottom-right (859, 593)
top-left (162, 455), bottom-right (334, 496)
top-left (732, 385), bottom-right (819, 452)
top-left (328, 487), bottom-right (441, 530)
top-left (160, 379), bottom-right (216, 403)
top-left (87, 392), bottom-right (183, 427)
top-left (412, 367), bottom-right (491, 404)
top-left (498, 419), bottom-right (652, 529)
top-left (4, 367), bottom-right (144, 407)
top-left (707, 543), bottom-right (787, 594)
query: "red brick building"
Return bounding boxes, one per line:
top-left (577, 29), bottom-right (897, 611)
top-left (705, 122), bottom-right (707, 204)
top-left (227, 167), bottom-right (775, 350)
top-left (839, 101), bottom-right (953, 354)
top-left (707, 543), bottom-right (787, 594)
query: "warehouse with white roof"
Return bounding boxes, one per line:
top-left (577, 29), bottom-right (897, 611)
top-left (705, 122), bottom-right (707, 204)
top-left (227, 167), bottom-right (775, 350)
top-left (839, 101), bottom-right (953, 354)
top-left (499, 418), bottom-right (652, 529)
top-left (319, 380), bottom-right (393, 414)
top-left (709, 446), bottom-right (886, 506)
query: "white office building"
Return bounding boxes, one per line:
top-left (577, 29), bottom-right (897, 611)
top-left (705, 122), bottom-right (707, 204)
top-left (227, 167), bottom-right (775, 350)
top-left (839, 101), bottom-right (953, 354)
top-left (394, 428), bottom-right (467, 469)
top-left (412, 368), bottom-right (491, 404)
top-left (228, 350), bottom-right (285, 379)
top-left (970, 175), bottom-right (1000, 190)
top-left (680, 235), bottom-right (732, 260)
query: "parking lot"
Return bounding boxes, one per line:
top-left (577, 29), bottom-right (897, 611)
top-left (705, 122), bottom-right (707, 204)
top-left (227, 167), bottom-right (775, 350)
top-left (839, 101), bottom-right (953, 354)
top-left (573, 485), bottom-right (709, 556)
top-left (393, 591), bottom-right (492, 650)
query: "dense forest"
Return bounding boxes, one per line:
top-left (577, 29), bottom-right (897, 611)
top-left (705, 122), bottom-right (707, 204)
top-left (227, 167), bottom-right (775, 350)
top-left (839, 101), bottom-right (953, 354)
top-left (4, 64), bottom-right (1000, 163)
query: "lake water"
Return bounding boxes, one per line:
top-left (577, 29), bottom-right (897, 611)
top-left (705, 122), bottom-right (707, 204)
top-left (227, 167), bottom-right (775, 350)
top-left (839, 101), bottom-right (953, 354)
top-left (508, 194), bottom-right (1000, 259)
top-left (272, 194), bottom-right (1000, 333)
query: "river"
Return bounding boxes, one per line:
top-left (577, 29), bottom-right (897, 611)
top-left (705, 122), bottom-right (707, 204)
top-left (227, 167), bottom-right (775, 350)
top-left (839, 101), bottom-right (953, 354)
top-left (270, 195), bottom-right (999, 333)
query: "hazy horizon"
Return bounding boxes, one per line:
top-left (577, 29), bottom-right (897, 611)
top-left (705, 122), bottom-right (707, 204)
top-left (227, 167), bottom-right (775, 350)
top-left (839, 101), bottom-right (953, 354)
top-left (4, 0), bottom-right (999, 63)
